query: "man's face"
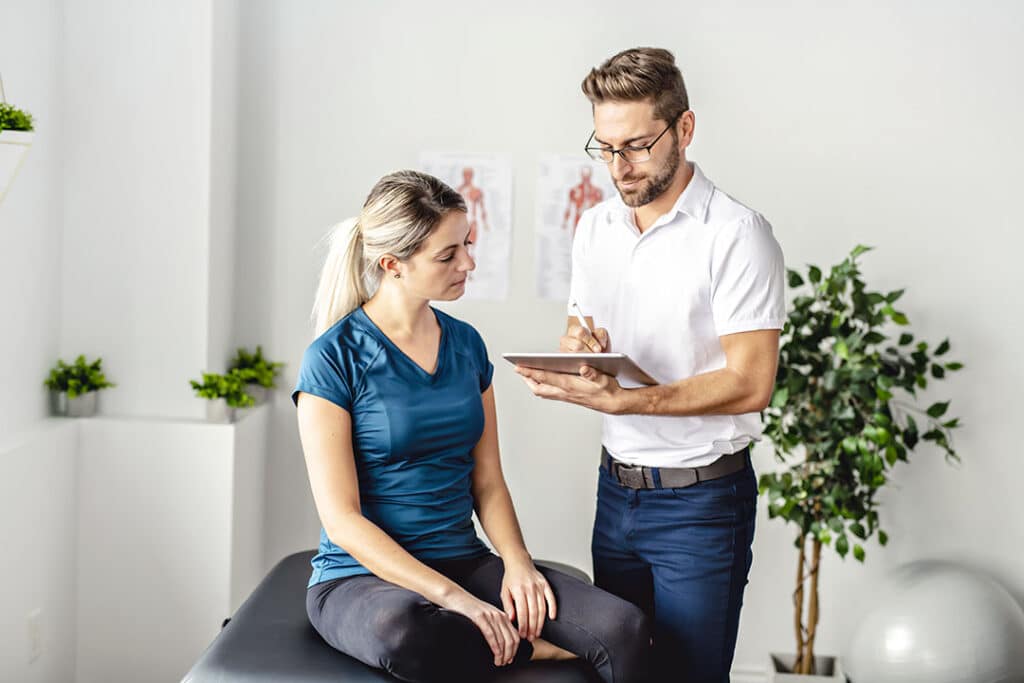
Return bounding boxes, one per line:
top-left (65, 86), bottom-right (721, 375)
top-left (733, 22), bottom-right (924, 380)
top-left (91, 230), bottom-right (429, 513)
top-left (593, 100), bottom-right (682, 208)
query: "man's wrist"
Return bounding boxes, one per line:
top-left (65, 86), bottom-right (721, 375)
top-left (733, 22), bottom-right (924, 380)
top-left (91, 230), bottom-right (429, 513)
top-left (613, 385), bottom-right (661, 416)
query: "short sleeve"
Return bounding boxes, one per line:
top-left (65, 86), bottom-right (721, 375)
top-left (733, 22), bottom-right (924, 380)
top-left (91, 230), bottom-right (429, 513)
top-left (470, 327), bottom-right (494, 393)
top-left (710, 214), bottom-right (786, 336)
top-left (291, 343), bottom-right (353, 412)
top-left (567, 212), bottom-right (593, 315)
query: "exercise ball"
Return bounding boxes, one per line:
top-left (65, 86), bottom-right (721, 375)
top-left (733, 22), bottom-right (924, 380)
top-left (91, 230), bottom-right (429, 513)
top-left (846, 561), bottom-right (1024, 683)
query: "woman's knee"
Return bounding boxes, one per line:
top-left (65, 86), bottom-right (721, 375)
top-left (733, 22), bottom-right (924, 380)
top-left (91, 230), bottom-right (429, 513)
top-left (610, 600), bottom-right (652, 659)
top-left (372, 598), bottom-right (441, 662)
top-left (374, 600), bottom-right (492, 680)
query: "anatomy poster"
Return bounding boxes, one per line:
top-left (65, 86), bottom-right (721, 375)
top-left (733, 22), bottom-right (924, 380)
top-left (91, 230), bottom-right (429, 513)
top-left (535, 156), bottom-right (615, 301)
top-left (419, 153), bottom-right (513, 300)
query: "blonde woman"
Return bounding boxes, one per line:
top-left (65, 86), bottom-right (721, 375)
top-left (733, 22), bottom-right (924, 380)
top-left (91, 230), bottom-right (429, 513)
top-left (293, 170), bottom-right (650, 682)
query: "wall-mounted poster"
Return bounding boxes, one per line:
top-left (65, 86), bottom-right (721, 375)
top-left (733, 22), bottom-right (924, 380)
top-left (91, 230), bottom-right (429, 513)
top-left (535, 156), bottom-right (615, 301)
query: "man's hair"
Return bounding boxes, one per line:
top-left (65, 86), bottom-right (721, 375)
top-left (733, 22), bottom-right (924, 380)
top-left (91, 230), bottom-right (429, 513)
top-left (581, 47), bottom-right (689, 124)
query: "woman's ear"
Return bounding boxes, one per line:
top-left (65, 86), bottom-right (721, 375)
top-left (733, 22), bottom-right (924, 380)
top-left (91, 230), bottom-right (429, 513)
top-left (379, 254), bottom-right (402, 280)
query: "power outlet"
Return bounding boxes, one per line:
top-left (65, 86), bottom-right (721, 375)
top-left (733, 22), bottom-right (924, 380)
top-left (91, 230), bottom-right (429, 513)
top-left (27, 608), bottom-right (42, 663)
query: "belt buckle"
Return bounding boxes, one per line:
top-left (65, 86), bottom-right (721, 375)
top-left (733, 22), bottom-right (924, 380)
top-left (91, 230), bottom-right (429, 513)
top-left (614, 462), bottom-right (647, 489)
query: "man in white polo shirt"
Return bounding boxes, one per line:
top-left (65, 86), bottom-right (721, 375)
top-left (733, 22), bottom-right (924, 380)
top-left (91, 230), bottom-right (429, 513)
top-left (516, 47), bottom-right (785, 681)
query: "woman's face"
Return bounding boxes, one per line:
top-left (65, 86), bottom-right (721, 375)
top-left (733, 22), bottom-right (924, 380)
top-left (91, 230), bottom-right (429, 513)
top-left (399, 210), bottom-right (475, 301)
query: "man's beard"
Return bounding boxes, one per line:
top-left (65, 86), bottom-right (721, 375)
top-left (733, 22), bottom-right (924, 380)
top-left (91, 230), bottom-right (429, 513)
top-left (615, 142), bottom-right (681, 208)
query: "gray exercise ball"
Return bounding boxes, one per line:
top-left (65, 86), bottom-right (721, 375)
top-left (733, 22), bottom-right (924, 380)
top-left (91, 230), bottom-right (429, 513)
top-left (846, 561), bottom-right (1024, 683)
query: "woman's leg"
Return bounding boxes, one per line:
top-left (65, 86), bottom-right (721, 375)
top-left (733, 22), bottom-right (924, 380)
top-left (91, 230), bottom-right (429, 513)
top-left (457, 555), bottom-right (652, 683)
top-left (306, 572), bottom-right (530, 682)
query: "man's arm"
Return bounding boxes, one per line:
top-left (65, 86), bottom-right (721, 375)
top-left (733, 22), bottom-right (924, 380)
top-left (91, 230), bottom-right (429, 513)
top-left (619, 329), bottom-right (779, 416)
top-left (517, 328), bottom-right (779, 416)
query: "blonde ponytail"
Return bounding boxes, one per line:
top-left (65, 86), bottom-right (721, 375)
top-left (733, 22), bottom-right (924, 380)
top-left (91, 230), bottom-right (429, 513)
top-left (312, 217), bottom-right (367, 336)
top-left (310, 170), bottom-right (467, 338)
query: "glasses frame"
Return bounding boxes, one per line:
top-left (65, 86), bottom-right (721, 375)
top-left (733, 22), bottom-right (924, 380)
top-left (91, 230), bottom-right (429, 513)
top-left (584, 111), bottom-right (686, 164)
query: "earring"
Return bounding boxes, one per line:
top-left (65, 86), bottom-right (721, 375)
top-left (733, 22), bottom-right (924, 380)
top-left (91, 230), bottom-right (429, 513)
top-left (394, 273), bottom-right (401, 279)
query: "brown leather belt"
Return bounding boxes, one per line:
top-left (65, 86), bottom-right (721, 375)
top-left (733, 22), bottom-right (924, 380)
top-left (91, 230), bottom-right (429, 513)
top-left (601, 446), bottom-right (750, 490)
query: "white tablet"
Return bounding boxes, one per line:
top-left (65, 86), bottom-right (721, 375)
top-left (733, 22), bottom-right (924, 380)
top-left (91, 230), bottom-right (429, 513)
top-left (502, 352), bottom-right (658, 386)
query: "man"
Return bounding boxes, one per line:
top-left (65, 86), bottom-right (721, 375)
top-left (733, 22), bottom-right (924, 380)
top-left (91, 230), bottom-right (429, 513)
top-left (515, 48), bottom-right (785, 681)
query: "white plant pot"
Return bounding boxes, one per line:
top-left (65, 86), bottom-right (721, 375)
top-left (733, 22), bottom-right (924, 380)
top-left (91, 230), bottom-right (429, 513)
top-left (0, 130), bottom-right (34, 203)
top-left (770, 653), bottom-right (845, 682)
top-left (51, 390), bottom-right (99, 418)
top-left (205, 398), bottom-right (236, 424)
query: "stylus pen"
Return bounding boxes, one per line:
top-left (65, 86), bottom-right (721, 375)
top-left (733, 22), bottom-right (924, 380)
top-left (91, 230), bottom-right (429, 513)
top-left (570, 300), bottom-right (607, 354)
top-left (570, 300), bottom-right (593, 335)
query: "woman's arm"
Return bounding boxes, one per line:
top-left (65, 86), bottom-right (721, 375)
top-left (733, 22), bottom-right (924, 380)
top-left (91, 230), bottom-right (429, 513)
top-left (470, 387), bottom-right (531, 563)
top-left (471, 386), bottom-right (556, 640)
top-left (296, 391), bottom-right (520, 665)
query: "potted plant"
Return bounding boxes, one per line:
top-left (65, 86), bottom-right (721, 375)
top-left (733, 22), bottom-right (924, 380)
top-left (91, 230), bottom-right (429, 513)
top-left (0, 75), bottom-right (35, 204)
top-left (44, 355), bottom-right (116, 417)
top-left (759, 245), bottom-right (963, 680)
top-left (228, 345), bottom-right (284, 404)
top-left (189, 369), bottom-right (255, 423)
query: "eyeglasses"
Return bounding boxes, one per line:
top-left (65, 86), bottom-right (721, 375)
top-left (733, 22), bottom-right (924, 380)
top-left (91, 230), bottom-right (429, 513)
top-left (584, 112), bottom-right (685, 164)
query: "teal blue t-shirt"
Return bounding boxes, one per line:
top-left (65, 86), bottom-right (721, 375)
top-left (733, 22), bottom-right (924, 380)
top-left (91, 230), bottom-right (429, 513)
top-left (292, 306), bottom-right (493, 587)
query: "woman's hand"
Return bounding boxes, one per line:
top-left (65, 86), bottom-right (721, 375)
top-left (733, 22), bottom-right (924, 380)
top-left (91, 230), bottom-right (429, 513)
top-left (438, 589), bottom-right (521, 666)
top-left (500, 557), bottom-right (558, 641)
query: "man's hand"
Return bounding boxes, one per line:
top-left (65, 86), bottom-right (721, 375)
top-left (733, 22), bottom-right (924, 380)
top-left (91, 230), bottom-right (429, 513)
top-left (560, 326), bottom-right (610, 353)
top-left (515, 363), bottom-right (625, 414)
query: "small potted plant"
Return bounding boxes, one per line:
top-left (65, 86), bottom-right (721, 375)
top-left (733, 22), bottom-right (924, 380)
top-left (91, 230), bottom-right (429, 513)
top-left (760, 245), bottom-right (963, 680)
top-left (189, 369), bottom-right (256, 423)
top-left (228, 345), bottom-right (284, 404)
top-left (0, 75), bottom-right (35, 203)
top-left (44, 355), bottom-right (116, 417)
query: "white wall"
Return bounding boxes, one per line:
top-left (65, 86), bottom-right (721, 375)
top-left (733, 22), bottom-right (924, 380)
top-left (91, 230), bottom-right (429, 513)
top-left (3, 3), bottom-right (260, 681)
top-left (0, 1), bottom-right (76, 680)
top-left (236, 0), bottom-right (1024, 674)
top-left (61, 0), bottom-right (214, 419)
top-left (0, 0), bottom-right (64, 440)
top-left (75, 409), bottom-right (268, 683)
top-left (0, 421), bottom-right (79, 683)
top-left (207, 0), bottom-right (240, 373)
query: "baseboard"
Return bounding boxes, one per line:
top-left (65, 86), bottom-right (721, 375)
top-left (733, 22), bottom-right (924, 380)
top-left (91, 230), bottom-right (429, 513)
top-left (731, 664), bottom-right (769, 683)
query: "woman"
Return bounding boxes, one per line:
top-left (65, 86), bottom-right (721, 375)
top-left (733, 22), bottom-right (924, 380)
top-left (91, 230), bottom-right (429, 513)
top-left (292, 170), bottom-right (651, 682)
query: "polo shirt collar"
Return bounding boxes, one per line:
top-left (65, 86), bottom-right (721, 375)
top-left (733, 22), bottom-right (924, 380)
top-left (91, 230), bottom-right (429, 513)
top-left (609, 162), bottom-right (714, 230)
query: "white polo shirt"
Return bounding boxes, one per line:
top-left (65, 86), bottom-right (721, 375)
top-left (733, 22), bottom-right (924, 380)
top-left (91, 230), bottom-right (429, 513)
top-left (568, 162), bottom-right (786, 468)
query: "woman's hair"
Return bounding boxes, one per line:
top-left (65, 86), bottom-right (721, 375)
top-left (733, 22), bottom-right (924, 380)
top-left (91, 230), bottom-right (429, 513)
top-left (311, 170), bottom-right (466, 336)
top-left (581, 47), bottom-right (689, 124)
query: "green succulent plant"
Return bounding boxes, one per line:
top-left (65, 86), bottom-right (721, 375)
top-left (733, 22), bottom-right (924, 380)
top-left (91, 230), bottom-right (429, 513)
top-left (228, 345), bottom-right (283, 389)
top-left (0, 102), bottom-right (34, 131)
top-left (189, 369), bottom-right (256, 408)
top-left (44, 355), bottom-right (115, 399)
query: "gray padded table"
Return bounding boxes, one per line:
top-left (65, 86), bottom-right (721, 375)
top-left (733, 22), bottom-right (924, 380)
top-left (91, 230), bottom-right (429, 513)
top-left (183, 550), bottom-right (599, 682)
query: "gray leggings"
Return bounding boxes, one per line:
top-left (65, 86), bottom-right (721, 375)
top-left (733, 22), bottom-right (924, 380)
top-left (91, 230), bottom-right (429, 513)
top-left (306, 553), bottom-right (651, 683)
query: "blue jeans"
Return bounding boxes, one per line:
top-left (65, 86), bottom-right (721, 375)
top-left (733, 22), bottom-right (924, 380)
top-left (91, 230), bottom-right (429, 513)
top-left (592, 454), bottom-right (757, 683)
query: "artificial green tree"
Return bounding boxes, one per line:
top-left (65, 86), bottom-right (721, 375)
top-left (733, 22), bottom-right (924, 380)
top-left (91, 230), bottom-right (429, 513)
top-left (760, 245), bottom-right (963, 675)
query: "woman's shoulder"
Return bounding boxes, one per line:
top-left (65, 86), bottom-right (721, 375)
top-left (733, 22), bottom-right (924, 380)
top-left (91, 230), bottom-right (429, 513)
top-left (302, 309), bottom-right (383, 369)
